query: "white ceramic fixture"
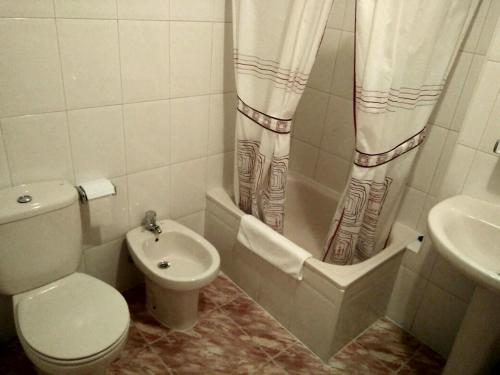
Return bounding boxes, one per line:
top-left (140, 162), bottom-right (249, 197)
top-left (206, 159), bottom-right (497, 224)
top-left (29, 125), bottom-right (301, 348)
top-left (428, 195), bottom-right (500, 375)
top-left (0, 181), bottom-right (129, 375)
top-left (127, 220), bottom-right (220, 330)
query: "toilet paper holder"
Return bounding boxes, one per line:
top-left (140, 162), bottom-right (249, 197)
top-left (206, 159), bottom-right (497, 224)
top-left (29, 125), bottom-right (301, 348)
top-left (76, 182), bottom-right (117, 203)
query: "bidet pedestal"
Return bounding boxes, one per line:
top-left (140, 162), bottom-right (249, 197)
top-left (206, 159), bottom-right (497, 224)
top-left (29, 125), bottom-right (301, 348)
top-left (145, 278), bottom-right (200, 330)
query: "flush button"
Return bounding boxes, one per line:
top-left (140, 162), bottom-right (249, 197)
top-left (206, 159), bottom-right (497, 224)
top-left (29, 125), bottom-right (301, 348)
top-left (17, 195), bottom-right (32, 204)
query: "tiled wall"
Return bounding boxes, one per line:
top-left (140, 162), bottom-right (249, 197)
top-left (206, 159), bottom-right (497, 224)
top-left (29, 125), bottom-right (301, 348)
top-left (0, 0), bottom-right (235, 340)
top-left (289, 0), bottom-right (500, 358)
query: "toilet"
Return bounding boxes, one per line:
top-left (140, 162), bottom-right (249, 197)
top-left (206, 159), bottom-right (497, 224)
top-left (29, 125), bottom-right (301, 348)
top-left (127, 220), bottom-right (220, 330)
top-left (0, 181), bottom-right (129, 375)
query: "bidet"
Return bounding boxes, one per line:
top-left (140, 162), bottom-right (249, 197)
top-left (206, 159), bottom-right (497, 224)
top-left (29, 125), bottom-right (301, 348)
top-left (127, 219), bottom-right (220, 330)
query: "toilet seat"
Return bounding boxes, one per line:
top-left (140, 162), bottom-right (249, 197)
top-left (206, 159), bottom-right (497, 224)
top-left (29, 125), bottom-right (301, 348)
top-left (14, 273), bottom-right (130, 363)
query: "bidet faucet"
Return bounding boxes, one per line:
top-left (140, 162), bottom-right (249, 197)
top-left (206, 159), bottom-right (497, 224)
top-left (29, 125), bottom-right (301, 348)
top-left (143, 210), bottom-right (162, 237)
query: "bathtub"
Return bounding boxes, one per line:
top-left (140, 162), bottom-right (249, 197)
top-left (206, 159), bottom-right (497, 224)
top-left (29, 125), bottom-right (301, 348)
top-left (204, 173), bottom-right (417, 360)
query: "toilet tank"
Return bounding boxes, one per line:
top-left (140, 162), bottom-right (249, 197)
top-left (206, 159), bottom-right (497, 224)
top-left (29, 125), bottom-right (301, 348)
top-left (0, 180), bottom-right (82, 295)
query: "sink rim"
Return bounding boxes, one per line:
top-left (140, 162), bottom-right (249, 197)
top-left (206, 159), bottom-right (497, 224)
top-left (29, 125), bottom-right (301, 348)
top-left (428, 194), bottom-right (500, 294)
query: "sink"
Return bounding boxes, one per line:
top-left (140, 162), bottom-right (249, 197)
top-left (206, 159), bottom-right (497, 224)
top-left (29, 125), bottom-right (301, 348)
top-left (428, 195), bottom-right (500, 375)
top-left (428, 194), bottom-right (500, 294)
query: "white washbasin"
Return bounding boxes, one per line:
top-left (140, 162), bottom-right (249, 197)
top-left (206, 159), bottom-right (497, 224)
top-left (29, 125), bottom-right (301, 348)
top-left (428, 195), bottom-right (500, 294)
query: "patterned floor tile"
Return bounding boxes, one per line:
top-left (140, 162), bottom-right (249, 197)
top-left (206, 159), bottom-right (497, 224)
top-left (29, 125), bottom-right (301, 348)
top-left (221, 295), bottom-right (298, 356)
top-left (201, 274), bottom-right (244, 307)
top-left (108, 345), bottom-right (172, 375)
top-left (273, 343), bottom-right (334, 375)
top-left (329, 341), bottom-right (392, 374)
top-left (355, 318), bottom-right (421, 371)
top-left (398, 346), bottom-right (445, 375)
top-left (151, 309), bottom-right (269, 374)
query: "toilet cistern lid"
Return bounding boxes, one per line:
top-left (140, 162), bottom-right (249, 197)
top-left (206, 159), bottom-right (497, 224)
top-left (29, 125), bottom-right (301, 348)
top-left (16, 273), bottom-right (129, 361)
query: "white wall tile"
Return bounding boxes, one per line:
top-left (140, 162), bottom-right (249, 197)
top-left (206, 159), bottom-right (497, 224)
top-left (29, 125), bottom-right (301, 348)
top-left (117, 0), bottom-right (170, 20)
top-left (402, 237), bottom-right (438, 279)
top-left (208, 93), bottom-right (236, 155)
top-left (476, 0), bottom-right (500, 54)
top-left (429, 130), bottom-right (459, 196)
top-left (84, 238), bottom-right (143, 291)
top-left (57, 19), bottom-right (122, 109)
top-left (0, 0), bottom-right (54, 17)
top-left (314, 151), bottom-right (350, 193)
top-left (119, 20), bottom-right (170, 103)
top-left (211, 22), bottom-right (235, 93)
top-left (320, 95), bottom-right (355, 160)
top-left (307, 29), bottom-right (341, 92)
top-left (409, 125), bottom-right (448, 193)
top-left (488, 16), bottom-right (500, 62)
top-left (387, 266), bottom-right (428, 330)
top-left (171, 158), bottom-right (206, 218)
top-left (430, 52), bottom-right (473, 129)
top-left (171, 0), bottom-right (212, 21)
top-left (327, 0), bottom-right (346, 30)
top-left (458, 61), bottom-right (500, 148)
top-left (396, 187), bottom-right (427, 230)
top-left (170, 22), bottom-right (213, 97)
top-left (1, 112), bottom-right (74, 185)
top-left (330, 31), bottom-right (354, 99)
top-left (290, 139), bottom-right (319, 179)
top-left (170, 96), bottom-right (209, 163)
top-left (0, 130), bottom-right (11, 189)
top-left (430, 255), bottom-right (475, 303)
top-left (212, 0), bottom-right (232, 22)
top-left (478, 90), bottom-right (500, 154)
top-left (341, 0), bottom-right (355, 32)
top-left (177, 210), bottom-right (205, 235)
top-left (0, 19), bottom-right (65, 118)
top-left (81, 176), bottom-right (130, 246)
top-left (207, 151), bottom-right (234, 190)
top-left (123, 100), bottom-right (170, 174)
top-left (412, 282), bottom-right (468, 357)
top-left (127, 166), bottom-right (170, 226)
top-left (293, 88), bottom-right (330, 147)
top-left (68, 106), bottom-right (126, 181)
top-left (438, 144), bottom-right (476, 199)
top-left (462, 150), bottom-right (500, 204)
top-left (461, 0), bottom-right (490, 53)
top-left (54, 0), bottom-right (117, 19)
top-left (451, 55), bottom-right (485, 131)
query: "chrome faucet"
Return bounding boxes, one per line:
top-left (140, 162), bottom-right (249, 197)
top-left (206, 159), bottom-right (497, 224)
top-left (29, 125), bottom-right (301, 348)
top-left (143, 210), bottom-right (162, 238)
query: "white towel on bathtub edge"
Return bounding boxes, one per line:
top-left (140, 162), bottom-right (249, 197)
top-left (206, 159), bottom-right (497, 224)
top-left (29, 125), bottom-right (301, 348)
top-left (236, 214), bottom-right (312, 280)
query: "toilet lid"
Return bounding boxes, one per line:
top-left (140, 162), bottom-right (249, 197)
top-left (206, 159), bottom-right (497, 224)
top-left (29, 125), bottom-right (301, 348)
top-left (16, 273), bottom-right (129, 361)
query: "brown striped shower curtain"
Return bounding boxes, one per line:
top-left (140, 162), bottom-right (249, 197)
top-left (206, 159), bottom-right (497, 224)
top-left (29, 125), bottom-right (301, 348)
top-left (232, 0), bottom-right (333, 233)
top-left (322, 0), bottom-right (480, 265)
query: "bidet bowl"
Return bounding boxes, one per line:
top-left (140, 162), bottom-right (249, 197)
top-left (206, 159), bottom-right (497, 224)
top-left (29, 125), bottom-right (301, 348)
top-left (126, 220), bottom-right (220, 291)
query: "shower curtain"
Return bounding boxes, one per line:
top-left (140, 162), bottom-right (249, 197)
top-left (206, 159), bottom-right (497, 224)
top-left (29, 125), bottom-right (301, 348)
top-left (232, 0), bottom-right (333, 233)
top-left (322, 0), bottom-right (480, 265)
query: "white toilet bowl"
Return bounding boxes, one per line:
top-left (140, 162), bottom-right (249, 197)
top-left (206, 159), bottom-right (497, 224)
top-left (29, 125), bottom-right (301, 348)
top-left (127, 220), bottom-right (220, 330)
top-left (14, 273), bottom-right (130, 375)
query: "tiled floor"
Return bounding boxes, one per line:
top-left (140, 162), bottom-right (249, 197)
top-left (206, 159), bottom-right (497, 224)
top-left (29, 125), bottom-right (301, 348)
top-left (0, 273), bottom-right (445, 374)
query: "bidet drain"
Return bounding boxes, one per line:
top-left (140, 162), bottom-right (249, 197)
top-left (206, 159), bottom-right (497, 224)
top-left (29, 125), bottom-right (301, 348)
top-left (157, 260), bottom-right (171, 269)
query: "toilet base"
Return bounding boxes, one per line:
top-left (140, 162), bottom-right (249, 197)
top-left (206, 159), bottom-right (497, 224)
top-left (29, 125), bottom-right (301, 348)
top-left (145, 278), bottom-right (200, 330)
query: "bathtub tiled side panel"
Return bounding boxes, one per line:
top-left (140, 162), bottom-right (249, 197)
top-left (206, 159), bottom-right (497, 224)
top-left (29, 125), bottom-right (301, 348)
top-left (331, 272), bottom-right (400, 354)
top-left (289, 280), bottom-right (341, 361)
top-left (256, 261), bottom-right (299, 329)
